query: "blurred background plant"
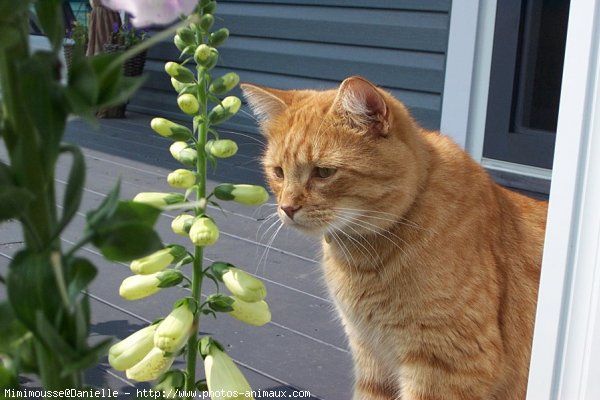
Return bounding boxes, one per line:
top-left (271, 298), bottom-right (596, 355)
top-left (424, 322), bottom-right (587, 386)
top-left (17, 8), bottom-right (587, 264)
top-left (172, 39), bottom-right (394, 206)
top-left (0, 0), bottom-right (198, 394)
top-left (108, 21), bottom-right (148, 49)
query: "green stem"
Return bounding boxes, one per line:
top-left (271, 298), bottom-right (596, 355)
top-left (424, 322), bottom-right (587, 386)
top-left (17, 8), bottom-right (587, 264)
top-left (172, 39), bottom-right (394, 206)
top-left (185, 63), bottom-right (210, 399)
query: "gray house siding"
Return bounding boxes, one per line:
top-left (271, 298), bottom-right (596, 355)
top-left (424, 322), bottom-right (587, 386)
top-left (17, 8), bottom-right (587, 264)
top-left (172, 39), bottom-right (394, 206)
top-left (129, 0), bottom-right (451, 131)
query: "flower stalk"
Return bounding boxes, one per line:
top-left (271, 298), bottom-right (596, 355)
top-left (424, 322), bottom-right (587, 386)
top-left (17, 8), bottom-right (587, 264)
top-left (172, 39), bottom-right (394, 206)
top-left (110, 2), bottom-right (272, 397)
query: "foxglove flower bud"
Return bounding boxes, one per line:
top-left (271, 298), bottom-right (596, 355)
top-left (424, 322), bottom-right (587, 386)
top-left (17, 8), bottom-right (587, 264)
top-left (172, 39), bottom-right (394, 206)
top-left (151, 118), bottom-right (192, 141)
top-left (167, 169), bottom-right (197, 189)
top-left (203, 341), bottom-right (253, 397)
top-left (169, 142), bottom-right (198, 167)
top-left (119, 270), bottom-right (183, 300)
top-left (199, 14), bottom-right (215, 31)
top-left (174, 35), bottom-right (195, 54)
top-left (205, 139), bottom-right (238, 158)
top-left (222, 268), bottom-right (267, 303)
top-left (213, 184), bottom-right (269, 206)
top-left (189, 217), bottom-right (219, 247)
top-left (130, 245), bottom-right (187, 275)
top-left (176, 27), bottom-right (195, 45)
top-left (126, 347), bottom-right (174, 382)
top-left (133, 192), bottom-right (185, 208)
top-left (171, 78), bottom-right (196, 95)
top-left (165, 62), bottom-right (195, 83)
top-left (228, 297), bottom-right (271, 326)
top-left (209, 72), bottom-right (240, 95)
top-left (194, 44), bottom-right (212, 64)
top-left (171, 214), bottom-right (195, 236)
top-left (154, 299), bottom-right (195, 353)
top-left (208, 96), bottom-right (241, 125)
top-left (194, 45), bottom-right (219, 70)
top-left (208, 28), bottom-right (229, 47)
top-left (177, 93), bottom-right (200, 115)
top-left (108, 324), bottom-right (157, 371)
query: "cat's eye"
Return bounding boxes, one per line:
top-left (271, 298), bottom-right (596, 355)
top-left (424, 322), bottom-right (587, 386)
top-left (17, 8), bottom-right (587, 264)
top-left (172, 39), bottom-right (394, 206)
top-left (273, 167), bottom-right (284, 179)
top-left (315, 167), bottom-right (337, 179)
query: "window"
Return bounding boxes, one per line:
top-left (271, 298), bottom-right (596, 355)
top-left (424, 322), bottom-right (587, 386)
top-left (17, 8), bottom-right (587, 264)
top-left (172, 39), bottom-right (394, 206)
top-left (483, 0), bottom-right (570, 169)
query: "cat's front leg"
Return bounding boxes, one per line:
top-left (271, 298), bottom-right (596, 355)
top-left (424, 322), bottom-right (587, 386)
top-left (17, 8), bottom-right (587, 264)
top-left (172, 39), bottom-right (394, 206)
top-left (348, 336), bottom-right (399, 400)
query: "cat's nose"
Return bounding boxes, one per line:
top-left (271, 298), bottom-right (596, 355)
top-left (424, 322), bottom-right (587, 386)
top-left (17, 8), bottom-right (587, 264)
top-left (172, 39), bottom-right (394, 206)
top-left (281, 205), bottom-right (301, 220)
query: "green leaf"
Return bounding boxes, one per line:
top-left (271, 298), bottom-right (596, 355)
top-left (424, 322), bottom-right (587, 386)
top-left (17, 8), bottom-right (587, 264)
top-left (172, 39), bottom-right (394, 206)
top-left (156, 270), bottom-right (184, 288)
top-left (0, 0), bottom-right (30, 24)
top-left (111, 201), bottom-right (162, 227)
top-left (0, 184), bottom-right (34, 222)
top-left (60, 338), bottom-right (112, 378)
top-left (6, 250), bottom-right (61, 332)
top-left (34, 311), bottom-right (77, 360)
top-left (0, 301), bottom-right (28, 355)
top-left (0, 361), bottom-right (19, 391)
top-left (34, 0), bottom-right (63, 50)
top-left (206, 293), bottom-right (234, 313)
top-left (17, 52), bottom-right (67, 167)
top-left (55, 144), bottom-right (85, 235)
top-left (86, 180), bottom-right (121, 228)
top-left (66, 51), bottom-right (99, 121)
top-left (66, 258), bottom-right (97, 301)
top-left (93, 223), bottom-right (162, 262)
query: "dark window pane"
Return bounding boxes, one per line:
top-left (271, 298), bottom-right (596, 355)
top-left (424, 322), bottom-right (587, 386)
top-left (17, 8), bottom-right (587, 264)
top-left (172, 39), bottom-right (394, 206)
top-left (513, 0), bottom-right (570, 133)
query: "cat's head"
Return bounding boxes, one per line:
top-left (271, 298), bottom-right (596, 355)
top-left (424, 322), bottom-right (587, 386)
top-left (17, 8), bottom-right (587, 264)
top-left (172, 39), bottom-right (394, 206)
top-left (241, 76), bottom-right (426, 237)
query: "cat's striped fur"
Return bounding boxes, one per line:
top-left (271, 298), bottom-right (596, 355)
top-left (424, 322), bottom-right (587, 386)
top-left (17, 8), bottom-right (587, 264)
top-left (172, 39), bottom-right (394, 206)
top-left (242, 77), bottom-right (548, 400)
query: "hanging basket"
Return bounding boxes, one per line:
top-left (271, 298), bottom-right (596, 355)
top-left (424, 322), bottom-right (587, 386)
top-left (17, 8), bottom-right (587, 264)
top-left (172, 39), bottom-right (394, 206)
top-left (97, 44), bottom-right (147, 118)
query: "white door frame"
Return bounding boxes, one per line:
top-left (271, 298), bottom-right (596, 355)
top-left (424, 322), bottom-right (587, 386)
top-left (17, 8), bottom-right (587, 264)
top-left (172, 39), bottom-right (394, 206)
top-left (527, 0), bottom-right (600, 398)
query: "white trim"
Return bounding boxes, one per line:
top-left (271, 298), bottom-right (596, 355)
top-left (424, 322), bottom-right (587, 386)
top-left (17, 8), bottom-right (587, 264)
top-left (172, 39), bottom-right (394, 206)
top-left (463, 0), bottom-right (497, 162)
top-left (439, 1), bottom-right (479, 148)
top-left (527, 0), bottom-right (600, 399)
top-left (481, 158), bottom-right (552, 181)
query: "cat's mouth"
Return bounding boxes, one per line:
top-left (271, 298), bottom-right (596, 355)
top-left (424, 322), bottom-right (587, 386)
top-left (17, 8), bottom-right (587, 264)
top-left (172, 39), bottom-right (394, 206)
top-left (277, 208), bottom-right (332, 236)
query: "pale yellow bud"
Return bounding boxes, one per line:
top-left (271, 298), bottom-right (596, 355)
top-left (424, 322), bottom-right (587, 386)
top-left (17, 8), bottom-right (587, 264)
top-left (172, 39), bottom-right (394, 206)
top-left (108, 324), bottom-right (157, 371)
top-left (228, 297), bottom-right (271, 327)
top-left (126, 347), bottom-right (174, 382)
top-left (222, 268), bottom-right (267, 302)
top-left (167, 169), bottom-right (197, 189)
top-left (204, 346), bottom-right (253, 399)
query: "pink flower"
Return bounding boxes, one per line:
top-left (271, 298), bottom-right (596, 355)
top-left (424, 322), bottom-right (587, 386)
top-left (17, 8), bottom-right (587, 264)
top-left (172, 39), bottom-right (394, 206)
top-left (101, 0), bottom-right (198, 27)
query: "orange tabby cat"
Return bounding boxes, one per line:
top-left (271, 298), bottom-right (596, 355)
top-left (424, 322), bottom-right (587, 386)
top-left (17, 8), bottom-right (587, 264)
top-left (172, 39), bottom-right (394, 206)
top-left (241, 77), bottom-right (548, 400)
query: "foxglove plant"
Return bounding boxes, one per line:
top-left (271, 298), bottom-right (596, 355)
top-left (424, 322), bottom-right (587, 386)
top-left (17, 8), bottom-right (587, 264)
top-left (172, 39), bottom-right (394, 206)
top-left (0, 0), bottom-right (204, 393)
top-left (0, 0), bottom-right (211, 394)
top-left (105, 0), bottom-right (272, 397)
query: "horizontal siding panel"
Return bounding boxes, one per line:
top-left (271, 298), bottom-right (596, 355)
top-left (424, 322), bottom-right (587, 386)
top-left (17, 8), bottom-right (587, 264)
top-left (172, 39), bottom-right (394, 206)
top-left (132, 64), bottom-right (441, 129)
top-left (219, 38), bottom-right (444, 93)
top-left (220, 0), bottom-right (451, 12)
top-left (136, 1), bottom-right (450, 130)
top-left (217, 3), bottom-right (449, 52)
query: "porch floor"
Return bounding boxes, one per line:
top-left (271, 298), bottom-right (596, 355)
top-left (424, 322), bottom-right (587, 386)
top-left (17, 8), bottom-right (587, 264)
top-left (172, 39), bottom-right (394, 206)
top-left (0, 112), bottom-right (351, 400)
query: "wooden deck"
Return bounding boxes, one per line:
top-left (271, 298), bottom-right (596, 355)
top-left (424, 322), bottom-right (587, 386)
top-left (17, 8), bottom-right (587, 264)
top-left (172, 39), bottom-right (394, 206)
top-left (0, 112), bottom-right (353, 399)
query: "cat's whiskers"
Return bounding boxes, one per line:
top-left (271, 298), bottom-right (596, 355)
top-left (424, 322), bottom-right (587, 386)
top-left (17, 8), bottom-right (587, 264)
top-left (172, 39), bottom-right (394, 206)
top-left (238, 107), bottom-right (261, 124)
top-left (325, 226), bottom-right (358, 274)
top-left (256, 218), bottom-right (285, 274)
top-left (333, 206), bottom-right (429, 232)
top-left (335, 224), bottom-right (385, 271)
top-left (334, 213), bottom-right (410, 259)
top-left (256, 212), bottom-right (280, 244)
top-left (217, 128), bottom-right (266, 146)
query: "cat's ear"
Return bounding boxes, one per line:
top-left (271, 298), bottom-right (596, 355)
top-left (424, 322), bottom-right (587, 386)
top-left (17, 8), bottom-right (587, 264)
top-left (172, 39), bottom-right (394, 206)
top-left (333, 76), bottom-right (389, 136)
top-left (240, 83), bottom-right (290, 124)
